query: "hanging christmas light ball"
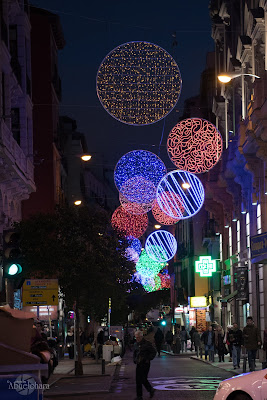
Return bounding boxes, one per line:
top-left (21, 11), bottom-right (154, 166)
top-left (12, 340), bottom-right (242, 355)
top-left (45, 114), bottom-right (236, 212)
top-left (157, 170), bottom-right (205, 219)
top-left (125, 247), bottom-right (140, 263)
top-left (136, 250), bottom-right (165, 278)
top-left (145, 230), bottom-right (177, 263)
top-left (167, 118), bottom-right (223, 173)
top-left (158, 271), bottom-right (171, 288)
top-left (143, 275), bottom-right (162, 293)
top-left (114, 150), bottom-right (166, 197)
top-left (119, 176), bottom-right (156, 214)
top-left (126, 236), bottom-right (142, 255)
top-left (96, 41), bottom-right (182, 125)
top-left (111, 206), bottom-right (148, 238)
top-left (152, 196), bottom-right (181, 225)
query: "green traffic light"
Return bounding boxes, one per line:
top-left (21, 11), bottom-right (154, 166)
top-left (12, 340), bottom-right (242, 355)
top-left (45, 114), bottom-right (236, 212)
top-left (161, 320), bottom-right (167, 326)
top-left (8, 263), bottom-right (22, 275)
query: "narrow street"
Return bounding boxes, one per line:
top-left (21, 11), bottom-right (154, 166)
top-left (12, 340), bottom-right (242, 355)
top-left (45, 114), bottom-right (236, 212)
top-left (45, 351), bottom-right (234, 400)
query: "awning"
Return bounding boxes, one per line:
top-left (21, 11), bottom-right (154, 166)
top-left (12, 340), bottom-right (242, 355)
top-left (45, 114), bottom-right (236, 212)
top-left (220, 290), bottom-right (238, 303)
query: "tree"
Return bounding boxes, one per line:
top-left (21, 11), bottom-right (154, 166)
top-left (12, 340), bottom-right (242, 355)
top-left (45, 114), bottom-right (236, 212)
top-left (16, 204), bottom-right (135, 374)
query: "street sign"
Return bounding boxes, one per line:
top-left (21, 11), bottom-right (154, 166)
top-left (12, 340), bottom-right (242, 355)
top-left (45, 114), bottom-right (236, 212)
top-left (22, 279), bottom-right (58, 306)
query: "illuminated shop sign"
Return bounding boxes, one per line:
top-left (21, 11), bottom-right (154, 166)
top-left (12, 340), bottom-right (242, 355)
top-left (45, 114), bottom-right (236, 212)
top-left (195, 256), bottom-right (216, 277)
top-left (190, 296), bottom-right (207, 308)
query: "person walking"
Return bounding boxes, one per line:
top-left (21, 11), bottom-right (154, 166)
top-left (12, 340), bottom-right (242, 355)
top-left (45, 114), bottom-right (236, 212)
top-left (243, 316), bottom-right (262, 371)
top-left (202, 325), bottom-right (215, 361)
top-left (180, 326), bottom-right (188, 353)
top-left (173, 327), bottom-right (181, 354)
top-left (215, 326), bottom-right (226, 362)
top-left (165, 329), bottom-right (173, 353)
top-left (154, 327), bottom-right (164, 357)
top-left (228, 322), bottom-right (242, 369)
top-left (133, 330), bottom-right (156, 400)
top-left (193, 328), bottom-right (202, 358)
top-left (189, 326), bottom-right (196, 351)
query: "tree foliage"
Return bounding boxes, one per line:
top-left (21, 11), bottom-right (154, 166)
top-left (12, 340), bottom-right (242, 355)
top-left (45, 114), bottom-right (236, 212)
top-left (17, 205), bottom-right (136, 321)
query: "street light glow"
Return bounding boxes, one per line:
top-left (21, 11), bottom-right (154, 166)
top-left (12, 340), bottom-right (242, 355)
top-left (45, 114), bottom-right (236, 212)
top-left (74, 200), bottom-right (82, 206)
top-left (218, 73), bottom-right (260, 83)
top-left (182, 182), bottom-right (190, 189)
top-left (81, 154), bottom-right (92, 161)
top-left (154, 224), bottom-right (161, 229)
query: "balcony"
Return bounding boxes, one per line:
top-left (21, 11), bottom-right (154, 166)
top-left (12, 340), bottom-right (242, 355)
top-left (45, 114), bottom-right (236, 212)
top-left (0, 120), bottom-right (35, 187)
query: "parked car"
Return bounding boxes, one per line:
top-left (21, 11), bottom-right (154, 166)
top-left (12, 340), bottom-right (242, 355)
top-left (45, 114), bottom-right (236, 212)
top-left (213, 369), bottom-right (267, 400)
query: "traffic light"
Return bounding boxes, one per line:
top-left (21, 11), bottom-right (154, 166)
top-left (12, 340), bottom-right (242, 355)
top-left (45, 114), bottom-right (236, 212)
top-left (3, 230), bottom-right (22, 278)
top-left (161, 320), bottom-right (167, 326)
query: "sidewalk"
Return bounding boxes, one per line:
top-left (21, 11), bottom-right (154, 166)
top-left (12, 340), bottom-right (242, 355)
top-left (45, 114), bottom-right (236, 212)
top-left (44, 356), bottom-right (119, 398)
top-left (162, 350), bottom-right (246, 375)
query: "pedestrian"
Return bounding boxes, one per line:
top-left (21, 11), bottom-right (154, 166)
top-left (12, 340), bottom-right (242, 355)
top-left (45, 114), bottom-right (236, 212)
top-left (202, 325), bottom-right (215, 361)
top-left (193, 328), bottom-right (202, 358)
top-left (173, 327), bottom-right (181, 354)
top-left (228, 322), bottom-right (242, 369)
top-left (215, 326), bottom-right (226, 362)
top-left (154, 327), bottom-right (164, 357)
top-left (225, 325), bottom-right (233, 362)
top-left (189, 326), bottom-right (196, 351)
top-left (133, 330), bottom-right (156, 400)
top-left (165, 329), bottom-right (173, 352)
top-left (243, 316), bottom-right (262, 371)
top-left (180, 326), bottom-right (189, 353)
top-left (96, 328), bottom-right (104, 359)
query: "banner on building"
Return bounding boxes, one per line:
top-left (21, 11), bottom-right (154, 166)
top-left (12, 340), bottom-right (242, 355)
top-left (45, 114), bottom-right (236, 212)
top-left (235, 267), bottom-right (248, 301)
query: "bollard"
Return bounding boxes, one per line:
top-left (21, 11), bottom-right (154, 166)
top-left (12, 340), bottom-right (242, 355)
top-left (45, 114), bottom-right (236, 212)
top-left (102, 358), bottom-right (105, 375)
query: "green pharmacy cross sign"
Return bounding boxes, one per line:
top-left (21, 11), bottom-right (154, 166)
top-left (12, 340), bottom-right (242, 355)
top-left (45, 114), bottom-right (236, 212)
top-left (195, 256), bottom-right (217, 277)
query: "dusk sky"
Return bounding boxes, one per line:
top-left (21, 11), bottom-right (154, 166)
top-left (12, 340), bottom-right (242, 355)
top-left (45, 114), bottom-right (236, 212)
top-left (32, 0), bottom-right (214, 170)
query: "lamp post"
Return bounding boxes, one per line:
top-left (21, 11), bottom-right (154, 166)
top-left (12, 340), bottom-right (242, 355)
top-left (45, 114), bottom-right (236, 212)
top-left (217, 72), bottom-right (260, 83)
top-left (217, 72), bottom-right (260, 146)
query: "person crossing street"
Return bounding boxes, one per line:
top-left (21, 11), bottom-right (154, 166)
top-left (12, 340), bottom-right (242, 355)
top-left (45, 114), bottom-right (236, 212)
top-left (133, 330), bottom-right (157, 400)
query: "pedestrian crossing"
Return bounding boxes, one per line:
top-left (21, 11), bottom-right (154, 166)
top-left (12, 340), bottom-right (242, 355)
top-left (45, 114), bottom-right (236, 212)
top-left (151, 376), bottom-right (222, 391)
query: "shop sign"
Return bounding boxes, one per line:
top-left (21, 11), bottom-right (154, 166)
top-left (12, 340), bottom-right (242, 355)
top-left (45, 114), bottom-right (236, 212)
top-left (195, 256), bottom-right (216, 277)
top-left (251, 232), bottom-right (267, 262)
top-left (190, 296), bottom-right (207, 308)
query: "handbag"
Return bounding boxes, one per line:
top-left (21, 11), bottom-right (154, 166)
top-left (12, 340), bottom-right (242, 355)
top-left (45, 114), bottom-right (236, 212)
top-left (258, 348), bottom-right (266, 363)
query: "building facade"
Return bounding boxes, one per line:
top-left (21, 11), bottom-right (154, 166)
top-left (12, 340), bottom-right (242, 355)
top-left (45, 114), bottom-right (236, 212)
top-left (22, 6), bottom-right (65, 218)
top-left (0, 0), bottom-right (35, 229)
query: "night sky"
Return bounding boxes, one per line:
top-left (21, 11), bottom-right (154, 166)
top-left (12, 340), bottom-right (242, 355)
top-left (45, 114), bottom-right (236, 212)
top-left (31, 0), bottom-right (214, 171)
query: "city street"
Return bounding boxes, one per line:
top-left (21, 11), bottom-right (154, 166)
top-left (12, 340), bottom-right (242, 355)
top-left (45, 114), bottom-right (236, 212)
top-left (45, 351), bottom-right (234, 400)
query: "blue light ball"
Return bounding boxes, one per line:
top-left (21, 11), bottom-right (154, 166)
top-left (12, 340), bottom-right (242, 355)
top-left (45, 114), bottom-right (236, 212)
top-left (145, 230), bottom-right (177, 262)
top-left (114, 150), bottom-right (167, 202)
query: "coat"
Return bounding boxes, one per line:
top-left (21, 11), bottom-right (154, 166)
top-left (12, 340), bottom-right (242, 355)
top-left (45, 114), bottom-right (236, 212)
top-left (154, 329), bottom-right (164, 344)
top-left (202, 330), bottom-right (215, 346)
top-left (193, 331), bottom-right (201, 347)
top-left (243, 324), bottom-right (261, 350)
top-left (228, 328), bottom-right (243, 347)
top-left (133, 338), bottom-right (157, 365)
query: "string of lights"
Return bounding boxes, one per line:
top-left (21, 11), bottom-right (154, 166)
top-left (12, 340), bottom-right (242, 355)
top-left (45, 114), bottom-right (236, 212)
top-left (145, 230), bottom-right (177, 263)
top-left (167, 118), bottom-right (223, 173)
top-left (157, 170), bottom-right (205, 219)
top-left (111, 205), bottom-right (148, 238)
top-left (96, 41), bottom-right (182, 125)
top-left (114, 150), bottom-right (166, 193)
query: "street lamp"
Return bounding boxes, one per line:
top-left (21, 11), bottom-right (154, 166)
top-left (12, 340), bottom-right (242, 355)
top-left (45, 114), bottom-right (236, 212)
top-left (80, 154), bottom-right (92, 161)
top-left (154, 224), bottom-right (161, 229)
top-left (74, 200), bottom-right (82, 206)
top-left (218, 72), bottom-right (260, 83)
